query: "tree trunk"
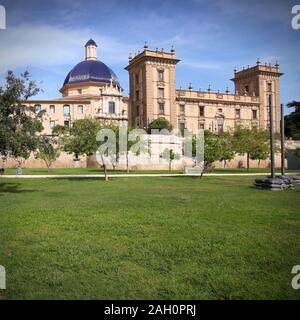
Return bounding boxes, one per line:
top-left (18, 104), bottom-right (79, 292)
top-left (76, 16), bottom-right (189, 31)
top-left (200, 162), bottom-right (207, 179)
top-left (100, 154), bottom-right (109, 181)
top-left (126, 152), bottom-right (129, 174)
top-left (104, 164), bottom-right (108, 181)
top-left (247, 153), bottom-right (250, 172)
top-left (258, 159), bottom-right (261, 168)
top-left (169, 161), bottom-right (172, 171)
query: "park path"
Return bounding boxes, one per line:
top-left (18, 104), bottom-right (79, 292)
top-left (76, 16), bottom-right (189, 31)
top-left (0, 173), bottom-right (298, 179)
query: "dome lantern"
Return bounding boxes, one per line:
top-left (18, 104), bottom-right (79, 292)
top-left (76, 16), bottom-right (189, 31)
top-left (61, 40), bottom-right (121, 93)
top-left (85, 39), bottom-right (98, 61)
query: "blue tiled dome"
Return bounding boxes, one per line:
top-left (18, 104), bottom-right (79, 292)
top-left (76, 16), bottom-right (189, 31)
top-left (63, 60), bottom-right (120, 87)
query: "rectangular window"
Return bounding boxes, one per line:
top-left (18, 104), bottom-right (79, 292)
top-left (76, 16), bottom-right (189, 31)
top-left (19, 105), bottom-right (25, 114)
top-left (252, 110), bottom-right (257, 119)
top-left (218, 108), bottom-right (222, 113)
top-left (135, 90), bottom-right (139, 101)
top-left (136, 105), bottom-right (139, 116)
top-left (158, 88), bottom-right (164, 99)
top-left (158, 70), bottom-right (164, 82)
top-left (267, 83), bottom-right (272, 92)
top-left (50, 105), bottom-right (55, 114)
top-left (109, 102), bottom-right (115, 113)
top-left (180, 105), bottom-right (185, 115)
top-left (244, 85), bottom-right (249, 93)
top-left (135, 73), bottom-right (139, 86)
top-left (199, 123), bottom-right (205, 130)
top-left (159, 103), bottom-right (164, 115)
top-left (179, 122), bottom-right (185, 130)
top-left (78, 105), bottom-right (83, 114)
top-left (64, 120), bottom-right (70, 127)
top-left (50, 120), bottom-right (55, 129)
top-left (63, 105), bottom-right (70, 116)
top-left (199, 106), bottom-right (205, 117)
top-left (35, 105), bottom-right (41, 113)
top-left (235, 109), bottom-right (241, 118)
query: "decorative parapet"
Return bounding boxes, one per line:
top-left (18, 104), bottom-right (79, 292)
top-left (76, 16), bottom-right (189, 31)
top-left (178, 89), bottom-right (186, 97)
top-left (175, 89), bottom-right (260, 105)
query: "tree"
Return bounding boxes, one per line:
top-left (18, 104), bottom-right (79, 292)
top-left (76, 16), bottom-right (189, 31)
top-left (285, 101), bottom-right (300, 140)
top-left (199, 130), bottom-right (222, 177)
top-left (0, 71), bottom-right (44, 167)
top-left (35, 136), bottom-right (60, 171)
top-left (218, 132), bottom-right (234, 167)
top-left (294, 148), bottom-right (300, 158)
top-left (62, 118), bottom-right (105, 177)
top-left (232, 127), bottom-right (268, 171)
top-left (160, 148), bottom-right (180, 171)
top-left (120, 126), bottom-right (136, 174)
top-left (249, 143), bottom-right (269, 168)
top-left (62, 118), bottom-right (118, 181)
top-left (148, 117), bottom-right (173, 132)
top-left (52, 124), bottom-right (69, 136)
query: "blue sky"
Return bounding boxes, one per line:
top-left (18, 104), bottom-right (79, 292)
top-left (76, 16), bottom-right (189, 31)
top-left (0, 0), bottom-right (299, 114)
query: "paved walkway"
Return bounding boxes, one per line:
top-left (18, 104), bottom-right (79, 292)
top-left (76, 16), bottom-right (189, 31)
top-left (0, 173), bottom-right (298, 179)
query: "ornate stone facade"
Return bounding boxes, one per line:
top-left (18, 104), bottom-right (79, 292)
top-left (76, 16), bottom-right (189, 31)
top-left (24, 39), bottom-right (129, 135)
top-left (22, 40), bottom-right (283, 137)
top-left (126, 47), bottom-right (283, 133)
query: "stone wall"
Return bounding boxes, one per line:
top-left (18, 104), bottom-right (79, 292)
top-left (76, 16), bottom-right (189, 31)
top-left (1, 152), bottom-right (87, 169)
top-left (2, 139), bottom-right (299, 170)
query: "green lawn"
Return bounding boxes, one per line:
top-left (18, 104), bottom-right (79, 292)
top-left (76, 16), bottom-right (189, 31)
top-left (2, 167), bottom-right (300, 175)
top-left (0, 176), bottom-right (299, 299)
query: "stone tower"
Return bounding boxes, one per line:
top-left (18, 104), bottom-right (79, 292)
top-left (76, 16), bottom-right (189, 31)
top-left (125, 44), bottom-right (180, 129)
top-left (231, 60), bottom-right (283, 132)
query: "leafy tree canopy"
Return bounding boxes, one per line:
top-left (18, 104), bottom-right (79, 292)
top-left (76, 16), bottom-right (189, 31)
top-left (232, 126), bottom-right (269, 171)
top-left (285, 101), bottom-right (300, 140)
top-left (148, 117), bottom-right (173, 132)
top-left (35, 136), bottom-right (60, 170)
top-left (0, 70), bottom-right (44, 164)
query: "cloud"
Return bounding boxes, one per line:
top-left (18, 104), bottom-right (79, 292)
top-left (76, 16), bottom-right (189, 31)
top-left (214, 0), bottom-right (292, 23)
top-left (0, 24), bottom-right (136, 72)
top-left (181, 60), bottom-right (223, 70)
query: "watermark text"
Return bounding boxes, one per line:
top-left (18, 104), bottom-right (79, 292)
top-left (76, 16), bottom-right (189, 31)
top-left (0, 5), bottom-right (6, 30)
top-left (0, 265), bottom-right (5, 289)
top-left (291, 5), bottom-right (300, 30)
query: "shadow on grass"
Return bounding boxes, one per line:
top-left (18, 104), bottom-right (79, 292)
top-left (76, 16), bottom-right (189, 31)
top-left (51, 177), bottom-right (105, 182)
top-left (0, 182), bottom-right (37, 195)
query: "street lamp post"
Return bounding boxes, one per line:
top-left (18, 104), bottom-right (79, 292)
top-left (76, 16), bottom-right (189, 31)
top-left (269, 94), bottom-right (275, 179)
top-left (280, 103), bottom-right (285, 176)
top-left (254, 99), bottom-right (296, 190)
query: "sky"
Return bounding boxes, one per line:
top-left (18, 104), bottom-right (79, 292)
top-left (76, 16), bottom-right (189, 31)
top-left (0, 0), bottom-right (299, 114)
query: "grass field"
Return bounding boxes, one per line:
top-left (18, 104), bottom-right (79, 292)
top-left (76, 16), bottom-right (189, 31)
top-left (0, 176), bottom-right (300, 299)
top-left (2, 167), bottom-right (300, 175)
